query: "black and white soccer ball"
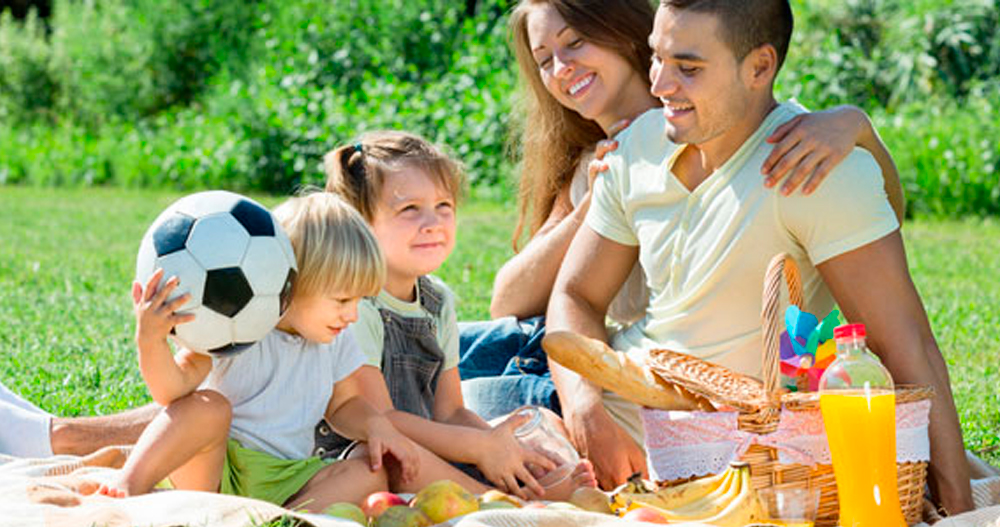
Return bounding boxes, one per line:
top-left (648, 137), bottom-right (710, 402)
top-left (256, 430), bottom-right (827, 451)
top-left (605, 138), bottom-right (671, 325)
top-left (135, 191), bottom-right (297, 357)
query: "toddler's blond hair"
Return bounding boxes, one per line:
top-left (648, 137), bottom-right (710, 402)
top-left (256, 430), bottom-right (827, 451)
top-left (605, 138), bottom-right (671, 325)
top-left (272, 191), bottom-right (384, 299)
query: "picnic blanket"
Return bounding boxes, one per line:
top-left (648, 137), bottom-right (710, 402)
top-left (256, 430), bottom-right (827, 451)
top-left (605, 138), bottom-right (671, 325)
top-left (1, 447), bottom-right (998, 527)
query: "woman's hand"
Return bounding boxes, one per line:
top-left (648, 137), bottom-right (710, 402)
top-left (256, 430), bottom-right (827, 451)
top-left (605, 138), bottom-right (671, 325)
top-left (763, 106), bottom-right (869, 196)
top-left (586, 118), bottom-right (632, 189)
top-left (475, 413), bottom-right (557, 500)
top-left (366, 416), bottom-right (420, 485)
top-left (133, 268), bottom-right (194, 350)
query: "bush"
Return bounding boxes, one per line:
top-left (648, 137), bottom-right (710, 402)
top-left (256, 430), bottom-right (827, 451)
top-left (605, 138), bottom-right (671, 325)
top-left (876, 86), bottom-right (1000, 217)
top-left (0, 9), bottom-right (59, 124)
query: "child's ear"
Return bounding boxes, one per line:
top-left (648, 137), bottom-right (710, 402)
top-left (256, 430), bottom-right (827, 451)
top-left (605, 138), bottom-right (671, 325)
top-left (131, 281), bottom-right (143, 305)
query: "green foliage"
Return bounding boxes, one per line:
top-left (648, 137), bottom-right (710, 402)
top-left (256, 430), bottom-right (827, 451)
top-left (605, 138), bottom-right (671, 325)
top-left (0, 0), bottom-right (997, 218)
top-left (875, 87), bottom-right (1000, 217)
top-left (782, 0), bottom-right (1000, 109)
top-left (0, 9), bottom-right (58, 124)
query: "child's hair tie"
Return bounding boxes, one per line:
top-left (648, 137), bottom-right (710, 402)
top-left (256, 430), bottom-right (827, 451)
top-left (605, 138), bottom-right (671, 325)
top-left (354, 143), bottom-right (364, 155)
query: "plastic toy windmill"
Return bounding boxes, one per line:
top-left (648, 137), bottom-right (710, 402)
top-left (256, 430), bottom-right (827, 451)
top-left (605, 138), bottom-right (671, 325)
top-left (779, 307), bottom-right (842, 391)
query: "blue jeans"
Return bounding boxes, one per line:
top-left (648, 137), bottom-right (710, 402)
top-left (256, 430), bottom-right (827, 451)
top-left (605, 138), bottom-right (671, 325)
top-left (458, 316), bottom-right (560, 421)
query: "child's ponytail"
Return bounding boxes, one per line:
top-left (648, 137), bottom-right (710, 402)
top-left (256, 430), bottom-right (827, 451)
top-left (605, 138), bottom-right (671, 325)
top-left (324, 143), bottom-right (378, 221)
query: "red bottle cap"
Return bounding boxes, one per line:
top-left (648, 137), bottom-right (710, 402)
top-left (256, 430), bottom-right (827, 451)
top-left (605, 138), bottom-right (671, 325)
top-left (833, 323), bottom-right (866, 340)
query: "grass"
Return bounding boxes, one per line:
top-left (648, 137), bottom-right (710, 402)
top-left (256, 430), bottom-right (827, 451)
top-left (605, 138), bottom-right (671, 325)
top-left (0, 186), bottom-right (996, 466)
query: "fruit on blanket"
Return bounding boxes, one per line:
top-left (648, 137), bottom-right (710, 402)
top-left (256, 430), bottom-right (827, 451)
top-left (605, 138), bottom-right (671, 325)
top-left (411, 480), bottom-right (479, 523)
top-left (322, 502), bottom-right (366, 525)
top-left (373, 506), bottom-right (432, 527)
top-left (621, 506), bottom-right (670, 523)
top-left (479, 489), bottom-right (523, 507)
top-left (363, 491), bottom-right (407, 519)
top-left (569, 486), bottom-right (612, 514)
top-left (610, 463), bottom-right (764, 526)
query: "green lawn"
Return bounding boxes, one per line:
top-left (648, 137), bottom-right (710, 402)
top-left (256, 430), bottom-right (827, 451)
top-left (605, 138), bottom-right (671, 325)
top-left (0, 186), bottom-right (996, 465)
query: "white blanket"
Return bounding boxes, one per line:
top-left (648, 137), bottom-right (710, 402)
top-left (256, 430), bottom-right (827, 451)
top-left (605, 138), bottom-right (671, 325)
top-left (1, 449), bottom-right (997, 527)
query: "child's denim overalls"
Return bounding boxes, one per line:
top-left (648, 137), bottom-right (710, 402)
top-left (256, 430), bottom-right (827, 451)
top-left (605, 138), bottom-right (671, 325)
top-left (312, 276), bottom-right (445, 459)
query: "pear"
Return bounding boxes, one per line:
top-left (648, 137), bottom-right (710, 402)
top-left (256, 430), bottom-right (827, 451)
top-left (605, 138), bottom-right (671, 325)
top-left (411, 480), bottom-right (479, 523)
top-left (322, 502), bottom-right (366, 525)
top-left (373, 506), bottom-right (431, 527)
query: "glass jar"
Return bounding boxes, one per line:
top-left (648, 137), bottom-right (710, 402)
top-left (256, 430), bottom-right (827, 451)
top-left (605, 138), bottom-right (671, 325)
top-left (512, 405), bottom-right (579, 489)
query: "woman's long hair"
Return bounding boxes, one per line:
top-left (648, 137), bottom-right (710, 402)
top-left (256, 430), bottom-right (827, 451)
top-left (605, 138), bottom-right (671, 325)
top-left (508, 0), bottom-right (655, 249)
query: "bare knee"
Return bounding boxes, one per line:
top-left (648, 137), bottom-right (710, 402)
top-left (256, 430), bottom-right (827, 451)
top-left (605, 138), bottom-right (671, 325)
top-left (168, 390), bottom-right (231, 439)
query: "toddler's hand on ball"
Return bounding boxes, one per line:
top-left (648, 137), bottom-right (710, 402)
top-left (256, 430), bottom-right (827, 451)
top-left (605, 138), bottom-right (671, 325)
top-left (133, 268), bottom-right (195, 348)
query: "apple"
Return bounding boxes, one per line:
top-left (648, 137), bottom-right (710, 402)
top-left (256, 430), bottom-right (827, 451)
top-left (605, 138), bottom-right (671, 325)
top-left (621, 506), bottom-right (670, 524)
top-left (362, 491), bottom-right (407, 519)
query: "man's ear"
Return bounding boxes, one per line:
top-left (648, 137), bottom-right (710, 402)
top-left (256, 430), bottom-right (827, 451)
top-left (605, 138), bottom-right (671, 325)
top-left (742, 44), bottom-right (778, 89)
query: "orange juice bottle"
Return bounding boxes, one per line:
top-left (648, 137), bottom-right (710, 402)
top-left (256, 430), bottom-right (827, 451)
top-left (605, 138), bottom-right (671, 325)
top-left (818, 323), bottom-right (906, 527)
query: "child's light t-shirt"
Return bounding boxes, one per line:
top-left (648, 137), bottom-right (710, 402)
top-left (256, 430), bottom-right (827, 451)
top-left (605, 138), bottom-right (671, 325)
top-left (200, 327), bottom-right (365, 460)
top-left (587, 102), bottom-right (899, 377)
top-left (352, 275), bottom-right (460, 370)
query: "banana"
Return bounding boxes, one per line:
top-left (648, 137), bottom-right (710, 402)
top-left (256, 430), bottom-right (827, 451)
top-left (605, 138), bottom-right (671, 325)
top-left (610, 463), bottom-right (747, 522)
top-left (699, 464), bottom-right (766, 527)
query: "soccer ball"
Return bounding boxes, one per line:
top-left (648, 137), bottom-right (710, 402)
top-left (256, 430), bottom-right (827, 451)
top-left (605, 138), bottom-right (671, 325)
top-left (135, 191), bottom-right (297, 356)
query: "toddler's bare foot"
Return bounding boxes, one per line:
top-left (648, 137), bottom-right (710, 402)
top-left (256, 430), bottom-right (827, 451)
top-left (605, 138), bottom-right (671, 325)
top-left (97, 480), bottom-right (132, 499)
top-left (539, 459), bottom-right (598, 502)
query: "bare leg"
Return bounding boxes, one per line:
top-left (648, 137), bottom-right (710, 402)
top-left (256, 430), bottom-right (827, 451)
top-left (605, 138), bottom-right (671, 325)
top-left (99, 390), bottom-right (230, 497)
top-left (51, 403), bottom-right (159, 456)
top-left (284, 457), bottom-right (387, 512)
top-left (348, 442), bottom-right (490, 496)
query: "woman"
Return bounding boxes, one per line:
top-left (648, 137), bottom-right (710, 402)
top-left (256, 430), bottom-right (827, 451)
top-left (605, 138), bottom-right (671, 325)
top-left (458, 0), bottom-right (905, 419)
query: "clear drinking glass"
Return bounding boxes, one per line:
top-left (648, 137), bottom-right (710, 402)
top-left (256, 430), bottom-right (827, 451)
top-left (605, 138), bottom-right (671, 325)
top-left (753, 483), bottom-right (821, 527)
top-left (512, 405), bottom-right (579, 488)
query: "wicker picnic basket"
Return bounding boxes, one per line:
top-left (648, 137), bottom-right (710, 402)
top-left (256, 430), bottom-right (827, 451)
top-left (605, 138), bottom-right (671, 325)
top-left (646, 253), bottom-right (932, 527)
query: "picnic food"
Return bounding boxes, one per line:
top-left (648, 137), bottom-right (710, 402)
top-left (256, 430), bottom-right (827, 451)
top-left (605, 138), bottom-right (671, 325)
top-left (479, 489), bottom-right (524, 507)
top-left (541, 331), bottom-right (715, 411)
top-left (135, 190), bottom-right (297, 356)
top-left (373, 505), bottom-right (432, 527)
top-left (362, 491), bottom-right (407, 519)
top-left (411, 479), bottom-right (479, 523)
top-left (610, 463), bottom-right (765, 526)
top-left (819, 324), bottom-right (907, 527)
top-left (322, 502), bottom-right (366, 525)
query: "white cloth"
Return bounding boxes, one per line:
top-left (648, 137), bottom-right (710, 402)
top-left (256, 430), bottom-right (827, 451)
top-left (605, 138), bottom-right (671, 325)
top-left (587, 103), bottom-right (900, 377)
top-left (201, 328), bottom-right (365, 460)
top-left (569, 157), bottom-right (649, 326)
top-left (353, 275), bottom-right (460, 370)
top-left (641, 400), bottom-right (932, 481)
top-left (0, 380), bottom-right (53, 458)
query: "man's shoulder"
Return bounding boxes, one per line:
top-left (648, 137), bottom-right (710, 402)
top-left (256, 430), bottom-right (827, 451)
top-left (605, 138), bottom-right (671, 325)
top-left (609, 108), bottom-right (679, 177)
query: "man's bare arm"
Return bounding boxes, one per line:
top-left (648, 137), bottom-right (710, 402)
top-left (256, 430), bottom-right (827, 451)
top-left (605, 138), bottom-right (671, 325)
top-left (817, 231), bottom-right (973, 514)
top-left (547, 224), bottom-right (641, 488)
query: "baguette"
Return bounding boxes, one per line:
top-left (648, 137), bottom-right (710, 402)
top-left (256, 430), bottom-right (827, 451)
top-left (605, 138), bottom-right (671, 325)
top-left (542, 331), bottom-right (715, 411)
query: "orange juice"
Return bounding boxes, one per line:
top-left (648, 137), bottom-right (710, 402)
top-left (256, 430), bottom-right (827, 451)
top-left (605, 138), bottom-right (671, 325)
top-left (820, 389), bottom-right (906, 527)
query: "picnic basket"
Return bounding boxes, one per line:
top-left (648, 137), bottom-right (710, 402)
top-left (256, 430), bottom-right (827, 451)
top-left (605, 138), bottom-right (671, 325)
top-left (645, 253), bottom-right (932, 527)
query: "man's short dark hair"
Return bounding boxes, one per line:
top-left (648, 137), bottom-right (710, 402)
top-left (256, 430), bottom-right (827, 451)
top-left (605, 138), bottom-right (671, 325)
top-left (662, 0), bottom-right (793, 71)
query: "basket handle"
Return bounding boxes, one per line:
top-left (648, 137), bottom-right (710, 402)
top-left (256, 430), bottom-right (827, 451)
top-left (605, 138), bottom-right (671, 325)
top-left (761, 253), bottom-right (804, 397)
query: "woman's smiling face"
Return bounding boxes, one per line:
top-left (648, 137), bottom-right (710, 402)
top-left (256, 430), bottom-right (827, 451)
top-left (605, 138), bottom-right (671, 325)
top-left (526, 3), bottom-right (650, 132)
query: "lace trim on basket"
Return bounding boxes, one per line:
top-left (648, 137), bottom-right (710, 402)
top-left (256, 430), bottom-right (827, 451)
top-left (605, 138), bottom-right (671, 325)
top-left (642, 400), bottom-right (931, 481)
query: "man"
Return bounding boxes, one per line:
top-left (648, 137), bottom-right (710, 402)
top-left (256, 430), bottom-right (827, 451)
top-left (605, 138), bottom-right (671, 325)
top-left (1, 379), bottom-right (152, 458)
top-left (546, 0), bottom-right (974, 514)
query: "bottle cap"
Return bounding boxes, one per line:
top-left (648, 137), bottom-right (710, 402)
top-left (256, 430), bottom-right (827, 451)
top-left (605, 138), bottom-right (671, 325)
top-left (833, 323), bottom-right (866, 340)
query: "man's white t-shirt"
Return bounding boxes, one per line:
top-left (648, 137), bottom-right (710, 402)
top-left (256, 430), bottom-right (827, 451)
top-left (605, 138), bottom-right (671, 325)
top-left (587, 102), bottom-right (899, 377)
top-left (201, 328), bottom-right (365, 460)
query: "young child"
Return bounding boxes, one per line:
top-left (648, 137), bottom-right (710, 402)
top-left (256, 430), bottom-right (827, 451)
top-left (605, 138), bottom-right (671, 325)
top-left (324, 131), bottom-right (596, 500)
top-left (99, 192), bottom-right (420, 511)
